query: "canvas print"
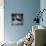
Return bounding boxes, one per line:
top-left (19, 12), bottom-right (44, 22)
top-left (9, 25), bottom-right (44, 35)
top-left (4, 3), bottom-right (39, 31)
top-left (11, 13), bottom-right (23, 25)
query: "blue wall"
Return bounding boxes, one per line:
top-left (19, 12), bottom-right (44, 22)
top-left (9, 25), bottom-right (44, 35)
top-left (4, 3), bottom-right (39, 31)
top-left (4, 0), bottom-right (40, 42)
top-left (40, 0), bottom-right (46, 44)
top-left (40, 0), bottom-right (46, 27)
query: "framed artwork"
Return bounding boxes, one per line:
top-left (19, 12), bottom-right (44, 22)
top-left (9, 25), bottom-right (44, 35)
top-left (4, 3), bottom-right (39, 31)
top-left (11, 13), bottom-right (23, 25)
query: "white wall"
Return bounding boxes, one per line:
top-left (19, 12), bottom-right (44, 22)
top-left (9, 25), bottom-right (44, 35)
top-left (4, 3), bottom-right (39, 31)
top-left (0, 0), bottom-right (4, 42)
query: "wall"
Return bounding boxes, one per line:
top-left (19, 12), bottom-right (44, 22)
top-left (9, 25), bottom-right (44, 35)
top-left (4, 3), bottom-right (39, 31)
top-left (40, 0), bottom-right (46, 26)
top-left (4, 0), bottom-right (40, 42)
top-left (0, 0), bottom-right (4, 42)
top-left (40, 0), bottom-right (46, 45)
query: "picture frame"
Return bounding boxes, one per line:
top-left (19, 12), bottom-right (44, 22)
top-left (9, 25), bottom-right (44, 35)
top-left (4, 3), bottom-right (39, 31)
top-left (11, 13), bottom-right (23, 25)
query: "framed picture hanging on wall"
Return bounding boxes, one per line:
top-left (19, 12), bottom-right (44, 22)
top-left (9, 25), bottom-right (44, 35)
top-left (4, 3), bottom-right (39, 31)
top-left (11, 13), bottom-right (23, 25)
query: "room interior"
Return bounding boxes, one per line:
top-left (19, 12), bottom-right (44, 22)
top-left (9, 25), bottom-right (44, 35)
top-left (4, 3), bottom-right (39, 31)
top-left (0, 0), bottom-right (46, 46)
